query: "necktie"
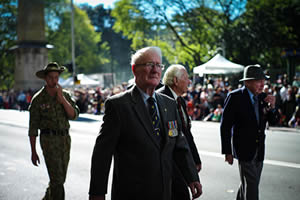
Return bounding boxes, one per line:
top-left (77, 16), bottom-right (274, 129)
top-left (177, 97), bottom-right (187, 132)
top-left (253, 96), bottom-right (259, 123)
top-left (147, 97), bottom-right (161, 140)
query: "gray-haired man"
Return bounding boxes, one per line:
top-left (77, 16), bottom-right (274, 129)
top-left (157, 64), bottom-right (201, 200)
top-left (221, 64), bottom-right (279, 200)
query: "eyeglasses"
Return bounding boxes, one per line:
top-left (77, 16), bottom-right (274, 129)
top-left (136, 62), bottom-right (165, 70)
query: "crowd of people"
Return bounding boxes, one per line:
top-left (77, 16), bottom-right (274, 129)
top-left (1, 48), bottom-right (299, 200)
top-left (0, 74), bottom-right (299, 128)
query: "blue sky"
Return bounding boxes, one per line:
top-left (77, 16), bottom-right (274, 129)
top-left (73, 0), bottom-right (116, 8)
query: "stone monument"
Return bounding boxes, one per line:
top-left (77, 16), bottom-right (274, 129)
top-left (13, 0), bottom-right (50, 90)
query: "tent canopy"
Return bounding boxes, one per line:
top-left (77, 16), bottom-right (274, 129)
top-left (193, 54), bottom-right (244, 76)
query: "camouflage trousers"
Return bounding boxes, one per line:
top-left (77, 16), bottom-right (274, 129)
top-left (40, 134), bottom-right (71, 200)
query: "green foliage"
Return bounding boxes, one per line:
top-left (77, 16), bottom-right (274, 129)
top-left (47, 4), bottom-right (109, 74)
top-left (0, 0), bottom-right (17, 89)
top-left (81, 4), bottom-right (132, 83)
top-left (112, 0), bottom-right (153, 49)
top-left (111, 0), bottom-right (246, 68)
top-left (227, 0), bottom-right (300, 81)
top-left (1, 0), bottom-right (299, 89)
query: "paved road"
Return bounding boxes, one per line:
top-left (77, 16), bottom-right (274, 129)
top-left (0, 109), bottom-right (299, 200)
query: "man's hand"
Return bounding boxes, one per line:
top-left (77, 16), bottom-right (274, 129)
top-left (196, 164), bottom-right (202, 172)
top-left (31, 151), bottom-right (40, 166)
top-left (225, 154), bottom-right (233, 165)
top-left (189, 181), bottom-right (202, 199)
top-left (89, 195), bottom-right (105, 200)
top-left (264, 95), bottom-right (276, 109)
top-left (55, 84), bottom-right (65, 104)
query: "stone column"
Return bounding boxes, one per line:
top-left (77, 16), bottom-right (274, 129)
top-left (14, 0), bottom-right (48, 91)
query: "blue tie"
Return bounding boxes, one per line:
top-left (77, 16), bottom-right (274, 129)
top-left (147, 97), bottom-right (161, 139)
top-left (253, 96), bottom-right (259, 123)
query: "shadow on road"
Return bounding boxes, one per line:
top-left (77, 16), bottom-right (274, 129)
top-left (72, 116), bottom-right (99, 122)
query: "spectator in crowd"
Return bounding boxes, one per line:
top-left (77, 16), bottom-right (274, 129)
top-left (17, 90), bottom-right (27, 111)
top-left (282, 86), bottom-right (297, 126)
top-left (75, 90), bottom-right (90, 113)
top-left (292, 76), bottom-right (300, 87)
top-left (193, 103), bottom-right (202, 120)
top-left (288, 106), bottom-right (300, 128)
top-left (0, 91), bottom-right (4, 109)
top-left (212, 87), bottom-right (225, 109)
top-left (212, 104), bottom-right (223, 122)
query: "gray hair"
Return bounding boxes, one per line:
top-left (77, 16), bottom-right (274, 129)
top-left (131, 46), bottom-right (162, 66)
top-left (162, 64), bottom-right (186, 86)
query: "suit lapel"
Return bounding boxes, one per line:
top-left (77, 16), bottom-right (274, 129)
top-left (130, 86), bottom-right (161, 149)
top-left (164, 86), bottom-right (174, 99)
top-left (180, 96), bottom-right (191, 128)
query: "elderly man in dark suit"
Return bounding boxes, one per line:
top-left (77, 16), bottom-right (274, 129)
top-left (220, 64), bottom-right (279, 200)
top-left (89, 46), bottom-right (202, 200)
top-left (157, 64), bottom-right (202, 200)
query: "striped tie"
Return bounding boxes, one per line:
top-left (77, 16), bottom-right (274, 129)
top-left (147, 97), bottom-right (161, 139)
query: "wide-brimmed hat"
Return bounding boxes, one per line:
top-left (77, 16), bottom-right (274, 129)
top-left (239, 64), bottom-right (269, 82)
top-left (36, 62), bottom-right (66, 79)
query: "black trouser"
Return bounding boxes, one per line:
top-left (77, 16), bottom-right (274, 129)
top-left (237, 155), bottom-right (263, 200)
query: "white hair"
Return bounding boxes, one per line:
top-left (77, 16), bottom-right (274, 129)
top-left (162, 64), bottom-right (186, 86)
top-left (130, 46), bottom-right (162, 66)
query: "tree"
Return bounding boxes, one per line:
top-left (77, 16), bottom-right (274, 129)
top-left (229, 0), bottom-right (300, 81)
top-left (0, 0), bottom-right (17, 89)
top-left (111, 0), bottom-right (247, 69)
top-left (46, 3), bottom-right (109, 74)
top-left (81, 4), bottom-right (132, 83)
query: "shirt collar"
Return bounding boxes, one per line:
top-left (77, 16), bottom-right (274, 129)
top-left (246, 87), bottom-right (255, 104)
top-left (168, 86), bottom-right (179, 100)
top-left (136, 85), bottom-right (157, 105)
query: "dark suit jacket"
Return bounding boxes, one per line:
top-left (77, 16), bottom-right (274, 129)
top-left (220, 86), bottom-right (279, 162)
top-left (89, 86), bottom-right (199, 200)
top-left (157, 85), bottom-right (201, 165)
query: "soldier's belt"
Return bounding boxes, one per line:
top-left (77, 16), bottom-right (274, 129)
top-left (40, 129), bottom-right (69, 136)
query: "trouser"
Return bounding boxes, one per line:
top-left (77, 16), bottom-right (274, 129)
top-left (40, 134), bottom-right (71, 200)
top-left (237, 156), bottom-right (263, 200)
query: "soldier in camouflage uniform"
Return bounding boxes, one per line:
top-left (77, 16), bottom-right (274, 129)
top-left (28, 62), bottom-right (80, 200)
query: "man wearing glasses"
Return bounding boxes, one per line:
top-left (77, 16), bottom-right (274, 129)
top-left (89, 46), bottom-right (202, 200)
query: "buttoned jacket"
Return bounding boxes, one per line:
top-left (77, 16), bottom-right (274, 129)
top-left (157, 85), bottom-right (201, 165)
top-left (89, 85), bottom-right (199, 200)
top-left (220, 86), bottom-right (279, 161)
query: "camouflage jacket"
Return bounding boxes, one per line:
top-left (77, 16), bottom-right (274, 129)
top-left (28, 86), bottom-right (80, 136)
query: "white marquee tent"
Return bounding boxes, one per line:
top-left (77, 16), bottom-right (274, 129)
top-left (193, 53), bottom-right (244, 76)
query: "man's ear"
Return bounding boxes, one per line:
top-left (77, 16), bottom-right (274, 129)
top-left (132, 64), bottom-right (135, 73)
top-left (173, 77), bottom-right (178, 85)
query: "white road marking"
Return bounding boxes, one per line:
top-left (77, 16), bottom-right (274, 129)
top-left (199, 150), bottom-right (300, 169)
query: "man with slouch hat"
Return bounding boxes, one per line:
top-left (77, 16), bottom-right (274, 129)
top-left (28, 62), bottom-right (79, 200)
